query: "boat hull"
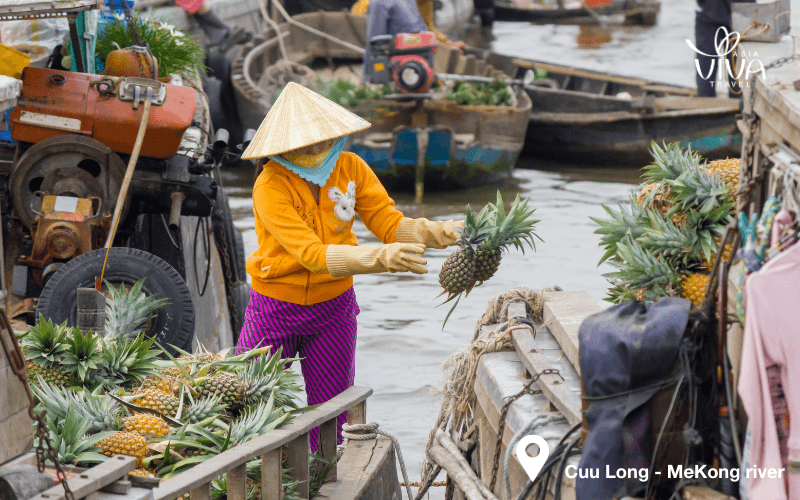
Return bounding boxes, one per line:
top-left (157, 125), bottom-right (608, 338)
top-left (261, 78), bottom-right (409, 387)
top-left (524, 110), bottom-right (741, 165)
top-left (493, 0), bottom-right (660, 25)
top-left (231, 13), bottom-right (531, 188)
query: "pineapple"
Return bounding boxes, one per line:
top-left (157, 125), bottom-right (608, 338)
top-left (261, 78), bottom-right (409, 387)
top-left (680, 273), bottom-right (710, 305)
top-left (636, 183), bottom-right (685, 226)
top-left (238, 348), bottom-right (303, 409)
top-left (704, 158), bottom-right (740, 199)
top-left (122, 413), bottom-right (171, 436)
top-left (702, 236), bottom-right (734, 271)
top-left (592, 195), bottom-right (648, 265)
top-left (62, 327), bottom-right (102, 384)
top-left (132, 388), bottom-right (180, 417)
top-left (27, 360), bottom-right (70, 387)
top-left (643, 142), bottom-right (701, 184)
top-left (668, 165), bottom-right (732, 214)
top-left (128, 469), bottom-right (153, 478)
top-left (196, 372), bottom-right (243, 409)
top-left (22, 315), bottom-right (70, 386)
top-left (104, 279), bottom-right (169, 340)
top-left (473, 193), bottom-right (541, 283)
top-left (140, 375), bottom-right (176, 395)
top-left (33, 381), bottom-right (122, 433)
top-left (98, 431), bottom-right (148, 464)
top-left (45, 405), bottom-right (116, 466)
top-left (438, 204), bottom-right (491, 295)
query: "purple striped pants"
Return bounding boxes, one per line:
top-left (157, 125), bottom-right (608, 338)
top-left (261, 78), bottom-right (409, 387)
top-left (236, 287), bottom-right (360, 452)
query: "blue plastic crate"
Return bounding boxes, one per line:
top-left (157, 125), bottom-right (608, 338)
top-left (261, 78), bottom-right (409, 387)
top-left (0, 109), bottom-right (13, 143)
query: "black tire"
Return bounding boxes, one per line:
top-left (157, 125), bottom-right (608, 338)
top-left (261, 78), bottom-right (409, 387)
top-left (36, 247), bottom-right (195, 353)
top-left (203, 75), bottom-right (225, 134)
top-left (212, 189), bottom-right (247, 283)
top-left (231, 281), bottom-right (250, 344)
top-left (233, 229), bottom-right (247, 281)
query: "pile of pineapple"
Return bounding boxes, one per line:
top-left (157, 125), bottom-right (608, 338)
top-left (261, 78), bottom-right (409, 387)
top-left (19, 280), bottom-right (314, 500)
top-left (593, 143), bottom-right (740, 305)
top-left (438, 192), bottom-right (541, 322)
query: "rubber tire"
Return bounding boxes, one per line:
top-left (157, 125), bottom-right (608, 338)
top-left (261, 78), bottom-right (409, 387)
top-left (233, 230), bottom-right (247, 281)
top-left (36, 247), bottom-right (195, 353)
top-left (212, 189), bottom-right (247, 283)
top-left (203, 75), bottom-right (225, 134)
top-left (231, 281), bottom-right (250, 344)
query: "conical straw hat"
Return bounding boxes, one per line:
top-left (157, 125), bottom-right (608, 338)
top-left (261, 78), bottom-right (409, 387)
top-left (242, 82), bottom-right (372, 159)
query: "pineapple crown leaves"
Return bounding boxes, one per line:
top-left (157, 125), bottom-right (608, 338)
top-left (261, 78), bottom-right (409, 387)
top-left (22, 314), bottom-right (70, 365)
top-left (97, 334), bottom-right (161, 389)
top-left (666, 165), bottom-right (732, 215)
top-left (636, 209), bottom-right (703, 267)
top-left (34, 381), bottom-right (123, 433)
top-left (485, 192), bottom-right (542, 254)
top-left (238, 348), bottom-right (303, 408)
top-left (228, 393), bottom-right (290, 447)
top-left (42, 403), bottom-right (116, 466)
top-left (642, 142), bottom-right (702, 184)
top-left (457, 204), bottom-right (494, 250)
top-left (62, 327), bottom-right (103, 383)
top-left (591, 194), bottom-right (648, 266)
top-left (181, 396), bottom-right (226, 424)
top-left (605, 236), bottom-right (683, 291)
top-left (104, 279), bottom-right (170, 340)
top-left (683, 207), bottom-right (732, 261)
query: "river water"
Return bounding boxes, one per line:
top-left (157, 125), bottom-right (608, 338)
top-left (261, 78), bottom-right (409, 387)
top-left (225, 0), bottom-right (734, 496)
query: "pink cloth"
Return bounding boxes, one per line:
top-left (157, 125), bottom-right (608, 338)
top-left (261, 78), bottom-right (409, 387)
top-left (739, 241), bottom-right (800, 500)
top-left (175, 0), bottom-right (204, 14)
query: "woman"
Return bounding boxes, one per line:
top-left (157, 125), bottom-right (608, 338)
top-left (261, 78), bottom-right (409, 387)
top-left (239, 82), bottom-right (463, 451)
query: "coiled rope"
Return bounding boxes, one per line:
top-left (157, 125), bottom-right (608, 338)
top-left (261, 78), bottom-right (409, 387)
top-left (342, 422), bottom-right (414, 500)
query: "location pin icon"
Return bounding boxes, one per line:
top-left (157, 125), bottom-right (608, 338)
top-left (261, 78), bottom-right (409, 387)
top-left (515, 435), bottom-right (550, 482)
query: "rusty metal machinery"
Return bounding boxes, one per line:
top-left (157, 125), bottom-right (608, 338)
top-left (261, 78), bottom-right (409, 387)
top-left (9, 135), bottom-right (127, 228)
top-left (19, 195), bottom-right (110, 287)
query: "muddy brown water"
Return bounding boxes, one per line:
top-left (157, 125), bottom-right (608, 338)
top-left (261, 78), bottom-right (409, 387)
top-left (222, 0), bottom-right (757, 495)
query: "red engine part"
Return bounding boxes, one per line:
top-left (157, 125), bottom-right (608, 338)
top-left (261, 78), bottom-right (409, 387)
top-left (10, 68), bottom-right (196, 159)
top-left (391, 32), bottom-right (437, 93)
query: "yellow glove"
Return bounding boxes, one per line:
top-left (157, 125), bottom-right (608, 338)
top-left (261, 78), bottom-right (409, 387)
top-left (326, 243), bottom-right (428, 277)
top-left (395, 218), bottom-right (464, 249)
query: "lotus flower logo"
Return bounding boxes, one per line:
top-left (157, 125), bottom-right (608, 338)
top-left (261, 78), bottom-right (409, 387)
top-left (686, 27), bottom-right (766, 91)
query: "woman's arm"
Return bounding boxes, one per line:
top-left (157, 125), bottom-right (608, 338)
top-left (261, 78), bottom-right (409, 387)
top-left (352, 155), bottom-right (406, 244)
top-left (254, 181), bottom-right (330, 274)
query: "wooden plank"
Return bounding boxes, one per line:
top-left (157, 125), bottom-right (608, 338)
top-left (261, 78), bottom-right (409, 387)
top-left (511, 329), bottom-right (582, 425)
top-left (316, 439), bottom-right (376, 499)
top-left (261, 449), bottom-right (281, 500)
top-left (683, 485), bottom-right (735, 500)
top-left (0, 328), bottom-right (33, 465)
top-left (153, 386), bottom-right (371, 500)
top-left (316, 438), bottom-right (401, 500)
top-left (349, 399), bottom-right (366, 425)
top-left (319, 418), bottom-right (338, 481)
top-left (190, 483), bottom-right (211, 500)
top-left (512, 58), bottom-right (649, 87)
top-left (286, 434), bottom-right (310, 499)
top-left (542, 291), bottom-right (602, 375)
top-left (28, 456), bottom-right (136, 500)
top-left (226, 464), bottom-right (247, 500)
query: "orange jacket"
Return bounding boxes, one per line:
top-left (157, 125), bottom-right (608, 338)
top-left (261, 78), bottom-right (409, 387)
top-left (247, 152), bottom-right (405, 305)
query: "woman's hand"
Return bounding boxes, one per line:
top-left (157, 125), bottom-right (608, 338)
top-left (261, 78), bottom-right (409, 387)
top-left (326, 243), bottom-right (428, 277)
top-left (395, 218), bottom-right (465, 249)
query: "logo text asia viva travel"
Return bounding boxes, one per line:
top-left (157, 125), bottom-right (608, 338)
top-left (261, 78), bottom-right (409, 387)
top-left (686, 27), bottom-right (766, 88)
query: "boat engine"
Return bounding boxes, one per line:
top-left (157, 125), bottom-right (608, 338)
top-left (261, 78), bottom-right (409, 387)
top-left (7, 68), bottom-right (217, 288)
top-left (367, 32), bottom-right (437, 93)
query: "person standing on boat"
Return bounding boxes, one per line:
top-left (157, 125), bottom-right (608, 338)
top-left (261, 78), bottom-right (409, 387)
top-left (175, 0), bottom-right (252, 50)
top-left (694, 0), bottom-right (753, 97)
top-left (237, 82), bottom-right (463, 452)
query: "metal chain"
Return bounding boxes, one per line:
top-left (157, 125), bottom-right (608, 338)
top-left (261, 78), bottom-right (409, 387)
top-left (488, 369), bottom-right (558, 492)
top-left (0, 308), bottom-right (75, 500)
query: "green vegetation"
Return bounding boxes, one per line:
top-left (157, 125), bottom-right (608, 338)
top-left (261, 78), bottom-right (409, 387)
top-left (444, 80), bottom-right (513, 107)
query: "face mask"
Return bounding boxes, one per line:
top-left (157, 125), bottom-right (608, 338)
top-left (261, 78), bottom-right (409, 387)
top-left (269, 136), bottom-right (347, 187)
top-left (281, 145), bottom-right (333, 168)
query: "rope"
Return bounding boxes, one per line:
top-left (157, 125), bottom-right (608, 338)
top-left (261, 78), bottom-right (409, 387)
top-left (342, 423), bottom-right (414, 500)
top-left (416, 286), bottom-right (561, 500)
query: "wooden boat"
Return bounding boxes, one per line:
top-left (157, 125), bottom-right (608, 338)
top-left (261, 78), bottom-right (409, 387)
top-left (230, 12), bottom-right (532, 189)
top-left (471, 50), bottom-right (742, 165)
top-left (493, 0), bottom-right (661, 26)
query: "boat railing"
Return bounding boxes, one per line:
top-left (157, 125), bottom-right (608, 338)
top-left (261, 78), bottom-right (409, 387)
top-left (152, 386), bottom-right (373, 500)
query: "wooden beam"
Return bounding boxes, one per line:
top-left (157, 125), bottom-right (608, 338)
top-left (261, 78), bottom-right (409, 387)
top-left (319, 418), bottom-right (338, 481)
top-left (286, 434), bottom-right (310, 499)
top-left (28, 456), bottom-right (136, 500)
top-left (261, 449), bottom-right (282, 500)
top-left (190, 482), bottom-right (211, 500)
top-left (512, 59), bottom-right (649, 87)
top-left (542, 291), bottom-right (602, 375)
top-left (683, 485), bottom-right (735, 500)
top-left (511, 328), bottom-right (582, 426)
top-left (349, 400), bottom-right (366, 425)
top-left (153, 386), bottom-right (371, 500)
top-left (226, 464), bottom-right (247, 500)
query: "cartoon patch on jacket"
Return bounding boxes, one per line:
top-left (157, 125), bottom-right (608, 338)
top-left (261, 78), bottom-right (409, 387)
top-left (329, 181), bottom-right (357, 223)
